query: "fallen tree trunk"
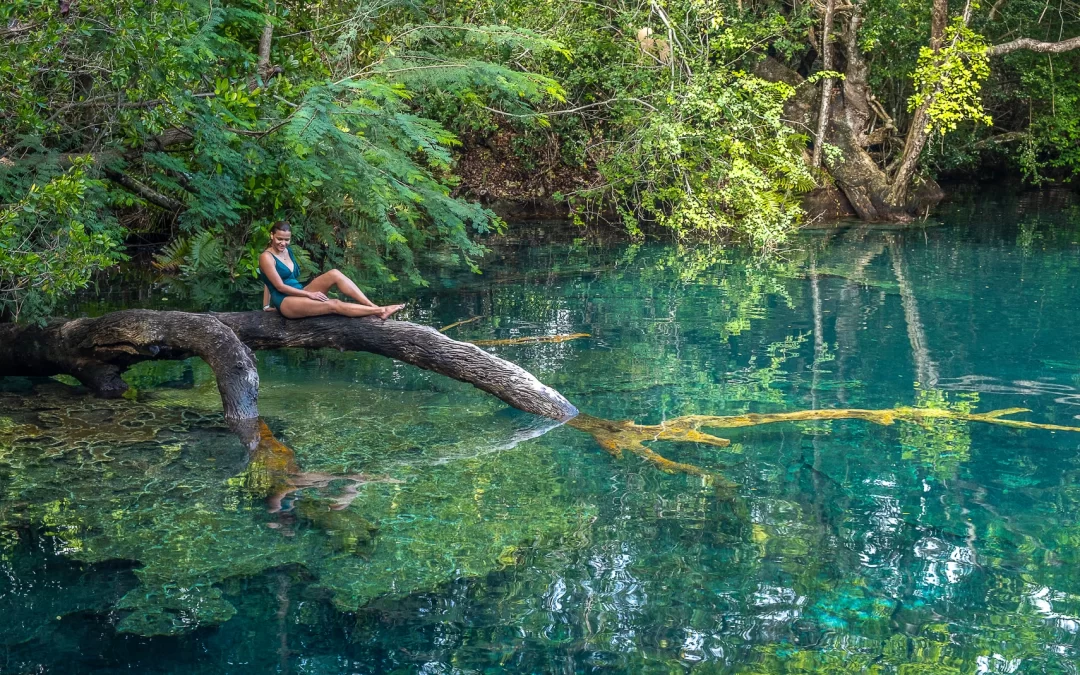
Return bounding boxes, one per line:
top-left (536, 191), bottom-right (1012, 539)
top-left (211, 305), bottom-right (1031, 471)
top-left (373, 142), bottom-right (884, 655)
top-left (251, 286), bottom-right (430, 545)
top-left (0, 309), bottom-right (579, 422)
top-left (0, 310), bottom-right (261, 421)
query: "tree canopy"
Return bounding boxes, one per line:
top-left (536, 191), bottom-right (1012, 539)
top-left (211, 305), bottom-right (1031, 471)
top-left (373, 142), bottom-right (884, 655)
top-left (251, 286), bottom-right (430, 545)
top-left (2, 0), bottom-right (1078, 321)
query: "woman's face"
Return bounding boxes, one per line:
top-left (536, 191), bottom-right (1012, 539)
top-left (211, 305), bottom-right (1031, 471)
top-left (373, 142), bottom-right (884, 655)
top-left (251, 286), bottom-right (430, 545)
top-left (271, 230), bottom-right (291, 253)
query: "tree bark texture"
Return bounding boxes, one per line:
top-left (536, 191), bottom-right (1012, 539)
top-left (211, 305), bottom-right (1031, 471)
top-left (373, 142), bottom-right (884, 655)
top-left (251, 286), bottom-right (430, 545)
top-left (253, 17), bottom-right (284, 87)
top-left (0, 310), bottom-right (579, 422)
top-left (0, 310), bottom-right (259, 420)
top-left (811, 0), bottom-right (837, 169)
top-left (987, 36), bottom-right (1080, 56)
top-left (884, 0), bottom-right (950, 208)
top-left (257, 21), bottom-right (274, 79)
top-left (755, 10), bottom-right (944, 222)
top-left (103, 168), bottom-right (187, 213)
top-left (930, 0), bottom-right (948, 52)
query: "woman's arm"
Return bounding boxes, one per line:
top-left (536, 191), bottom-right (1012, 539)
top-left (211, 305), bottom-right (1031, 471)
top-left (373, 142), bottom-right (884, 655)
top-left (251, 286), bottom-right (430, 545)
top-left (259, 252), bottom-right (325, 300)
top-left (262, 285), bottom-right (275, 311)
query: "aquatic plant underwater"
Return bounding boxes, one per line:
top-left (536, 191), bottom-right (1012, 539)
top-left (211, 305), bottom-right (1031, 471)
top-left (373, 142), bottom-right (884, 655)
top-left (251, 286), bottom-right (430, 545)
top-left (5, 200), bottom-right (1080, 671)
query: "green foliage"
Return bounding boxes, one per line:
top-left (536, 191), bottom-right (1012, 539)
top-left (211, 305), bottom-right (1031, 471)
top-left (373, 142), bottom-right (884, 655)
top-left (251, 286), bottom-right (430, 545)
top-left (830, 0), bottom-right (1080, 183)
top-left (909, 21), bottom-right (992, 135)
top-left (914, 5), bottom-right (1080, 181)
top-left (492, 0), bottom-right (814, 246)
top-left (595, 70), bottom-right (814, 248)
top-left (0, 160), bottom-right (124, 322)
top-left (398, 0), bottom-right (818, 246)
top-left (0, 0), bottom-right (567, 318)
top-left (1015, 53), bottom-right (1080, 181)
top-left (4, 0), bottom-right (1080, 321)
top-left (805, 70), bottom-right (846, 84)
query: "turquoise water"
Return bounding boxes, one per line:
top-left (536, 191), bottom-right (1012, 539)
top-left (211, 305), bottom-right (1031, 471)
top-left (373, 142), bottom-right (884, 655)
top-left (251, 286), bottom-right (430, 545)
top-left (4, 191), bottom-right (1080, 672)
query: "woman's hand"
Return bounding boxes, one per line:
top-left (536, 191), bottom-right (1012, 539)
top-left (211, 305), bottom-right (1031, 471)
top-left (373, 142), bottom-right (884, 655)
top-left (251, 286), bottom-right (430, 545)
top-left (305, 290), bottom-right (329, 302)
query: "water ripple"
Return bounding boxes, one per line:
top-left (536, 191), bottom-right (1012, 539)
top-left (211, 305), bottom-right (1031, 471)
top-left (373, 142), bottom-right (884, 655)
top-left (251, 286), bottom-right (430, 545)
top-left (938, 375), bottom-right (1080, 417)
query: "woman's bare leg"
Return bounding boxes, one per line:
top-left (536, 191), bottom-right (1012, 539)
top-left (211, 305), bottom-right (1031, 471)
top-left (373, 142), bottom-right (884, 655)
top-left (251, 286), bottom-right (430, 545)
top-left (279, 297), bottom-right (384, 319)
top-left (304, 269), bottom-right (376, 307)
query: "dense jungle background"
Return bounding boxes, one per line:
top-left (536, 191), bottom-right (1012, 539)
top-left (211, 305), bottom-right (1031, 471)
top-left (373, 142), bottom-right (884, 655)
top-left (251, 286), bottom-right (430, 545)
top-left (2, 0), bottom-right (1079, 323)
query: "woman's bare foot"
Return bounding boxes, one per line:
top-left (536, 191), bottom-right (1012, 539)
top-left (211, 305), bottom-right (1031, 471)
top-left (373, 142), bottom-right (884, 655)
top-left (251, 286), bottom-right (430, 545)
top-left (378, 304), bottom-right (405, 320)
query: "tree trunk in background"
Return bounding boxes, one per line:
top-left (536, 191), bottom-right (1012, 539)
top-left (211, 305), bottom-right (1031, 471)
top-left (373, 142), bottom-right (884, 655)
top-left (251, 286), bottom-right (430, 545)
top-left (0, 310), bottom-right (579, 422)
top-left (885, 0), bottom-right (949, 209)
top-left (930, 0), bottom-right (949, 52)
top-left (258, 21), bottom-right (274, 79)
top-left (811, 0), bottom-right (837, 169)
top-left (757, 6), bottom-right (948, 222)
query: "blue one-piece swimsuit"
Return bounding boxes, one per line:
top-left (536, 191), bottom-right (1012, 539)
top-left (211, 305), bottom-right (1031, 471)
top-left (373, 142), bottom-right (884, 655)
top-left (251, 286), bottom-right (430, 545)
top-left (259, 247), bottom-right (303, 309)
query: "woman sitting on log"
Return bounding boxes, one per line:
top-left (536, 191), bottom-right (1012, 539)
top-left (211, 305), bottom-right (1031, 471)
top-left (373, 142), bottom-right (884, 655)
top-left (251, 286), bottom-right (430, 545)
top-left (259, 221), bottom-right (404, 320)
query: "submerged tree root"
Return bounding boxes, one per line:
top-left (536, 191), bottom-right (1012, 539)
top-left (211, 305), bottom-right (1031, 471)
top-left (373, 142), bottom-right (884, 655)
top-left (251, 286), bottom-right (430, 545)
top-left (569, 407), bottom-right (1080, 480)
top-left (568, 414), bottom-right (735, 483)
top-left (468, 333), bottom-right (591, 347)
top-left (438, 316), bottom-right (483, 333)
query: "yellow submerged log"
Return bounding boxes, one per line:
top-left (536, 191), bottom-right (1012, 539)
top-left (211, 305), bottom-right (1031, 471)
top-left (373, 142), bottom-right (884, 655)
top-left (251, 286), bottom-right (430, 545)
top-left (569, 407), bottom-right (1080, 480)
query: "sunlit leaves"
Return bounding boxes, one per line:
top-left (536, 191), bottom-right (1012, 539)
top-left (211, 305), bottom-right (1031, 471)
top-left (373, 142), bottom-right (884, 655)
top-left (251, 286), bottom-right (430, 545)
top-left (595, 69), bottom-right (814, 249)
top-left (908, 21), bottom-right (992, 135)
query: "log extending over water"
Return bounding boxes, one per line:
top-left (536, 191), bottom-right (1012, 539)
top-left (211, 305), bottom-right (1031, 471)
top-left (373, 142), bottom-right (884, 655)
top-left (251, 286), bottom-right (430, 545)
top-left (0, 309), bottom-right (579, 422)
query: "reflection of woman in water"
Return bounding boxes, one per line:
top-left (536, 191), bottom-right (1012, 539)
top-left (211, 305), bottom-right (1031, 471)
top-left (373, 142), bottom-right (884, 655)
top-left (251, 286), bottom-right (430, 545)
top-left (259, 221), bottom-right (404, 320)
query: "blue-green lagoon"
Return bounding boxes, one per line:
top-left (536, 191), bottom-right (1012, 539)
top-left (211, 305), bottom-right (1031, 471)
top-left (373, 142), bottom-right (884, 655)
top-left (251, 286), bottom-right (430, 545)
top-left (3, 192), bottom-right (1080, 672)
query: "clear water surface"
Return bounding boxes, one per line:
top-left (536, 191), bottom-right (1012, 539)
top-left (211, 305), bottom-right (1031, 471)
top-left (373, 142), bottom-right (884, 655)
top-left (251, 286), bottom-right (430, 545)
top-left (3, 190), bottom-right (1080, 673)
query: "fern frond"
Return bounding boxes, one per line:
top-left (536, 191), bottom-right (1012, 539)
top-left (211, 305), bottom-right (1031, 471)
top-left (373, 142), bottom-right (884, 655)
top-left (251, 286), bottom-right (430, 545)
top-left (153, 236), bottom-right (192, 272)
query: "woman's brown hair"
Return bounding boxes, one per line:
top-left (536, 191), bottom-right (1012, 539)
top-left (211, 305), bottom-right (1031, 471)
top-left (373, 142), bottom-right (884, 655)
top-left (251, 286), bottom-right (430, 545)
top-left (270, 220), bottom-right (292, 234)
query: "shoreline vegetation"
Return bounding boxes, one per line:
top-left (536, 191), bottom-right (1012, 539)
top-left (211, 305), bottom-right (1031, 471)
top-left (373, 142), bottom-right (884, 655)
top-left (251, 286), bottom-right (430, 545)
top-left (2, 0), bottom-right (1079, 324)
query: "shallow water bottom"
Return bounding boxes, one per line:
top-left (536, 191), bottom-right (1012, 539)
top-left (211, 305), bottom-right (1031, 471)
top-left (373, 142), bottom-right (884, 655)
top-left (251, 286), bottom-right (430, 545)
top-left (4, 192), bottom-right (1080, 672)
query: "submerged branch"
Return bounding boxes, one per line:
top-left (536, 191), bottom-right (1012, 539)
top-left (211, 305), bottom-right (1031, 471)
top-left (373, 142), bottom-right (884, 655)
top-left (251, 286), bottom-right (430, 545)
top-left (652, 406), bottom-right (1080, 433)
top-left (438, 315), bottom-right (483, 333)
top-left (468, 333), bottom-right (590, 346)
top-left (569, 406), bottom-right (1080, 479)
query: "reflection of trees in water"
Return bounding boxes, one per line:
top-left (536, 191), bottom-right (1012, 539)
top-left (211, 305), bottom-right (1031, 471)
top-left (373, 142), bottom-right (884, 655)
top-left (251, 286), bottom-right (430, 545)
top-left (740, 229), bottom-right (1080, 671)
top-left (889, 237), bottom-right (939, 389)
top-left (8, 231), bottom-right (1080, 670)
top-left (505, 230), bottom-right (1080, 670)
top-left (0, 381), bottom-right (593, 640)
